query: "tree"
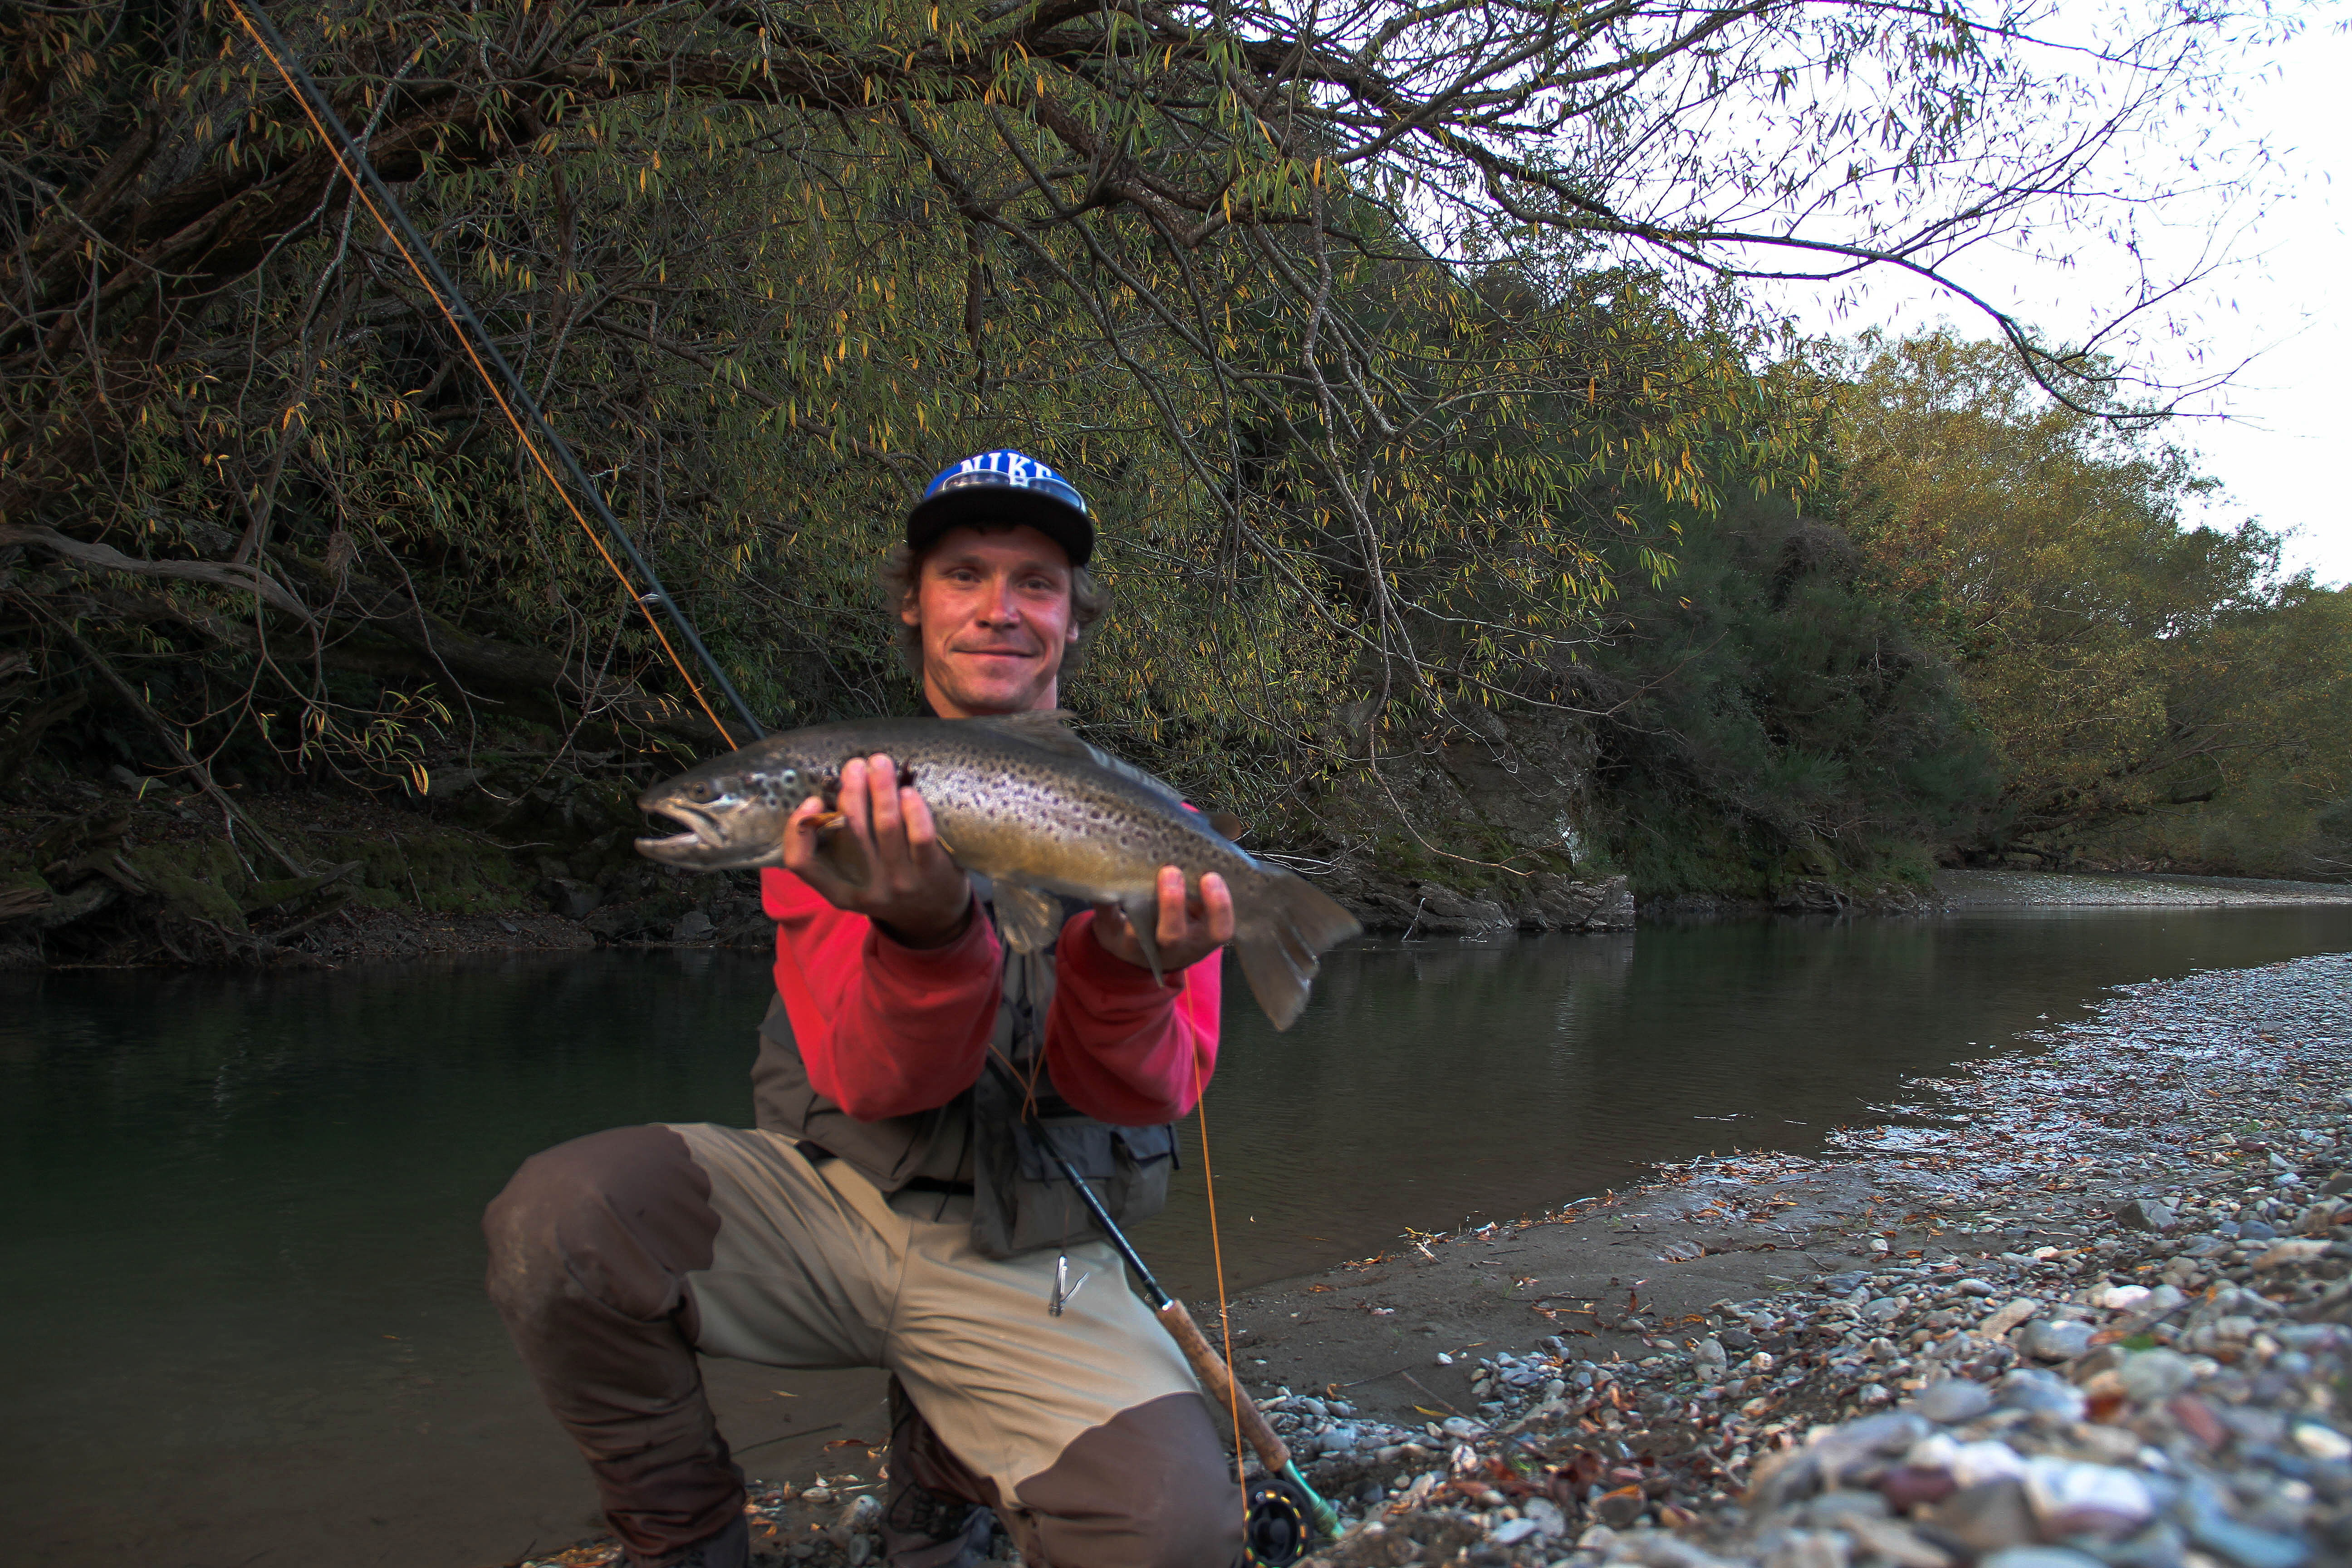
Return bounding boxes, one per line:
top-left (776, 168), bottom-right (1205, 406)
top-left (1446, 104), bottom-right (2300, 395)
top-left (0, 0), bottom-right (2279, 810)
top-left (1833, 331), bottom-right (2352, 874)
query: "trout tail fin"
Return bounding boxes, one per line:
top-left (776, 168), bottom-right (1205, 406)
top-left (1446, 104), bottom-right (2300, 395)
top-left (1235, 867), bottom-right (1362, 1030)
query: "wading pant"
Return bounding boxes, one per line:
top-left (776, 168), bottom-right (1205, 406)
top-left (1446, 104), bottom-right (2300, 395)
top-left (483, 1122), bottom-right (1243, 1568)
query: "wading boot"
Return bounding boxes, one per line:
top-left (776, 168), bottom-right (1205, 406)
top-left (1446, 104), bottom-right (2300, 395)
top-left (632, 1513), bottom-right (749, 1568)
top-left (882, 1377), bottom-right (1000, 1567)
top-left (881, 1483), bottom-right (998, 1567)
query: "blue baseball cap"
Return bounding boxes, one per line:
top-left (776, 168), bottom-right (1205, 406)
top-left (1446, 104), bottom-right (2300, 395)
top-left (906, 449), bottom-right (1093, 567)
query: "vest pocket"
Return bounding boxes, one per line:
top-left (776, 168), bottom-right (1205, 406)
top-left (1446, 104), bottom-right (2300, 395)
top-left (970, 1088), bottom-right (1176, 1258)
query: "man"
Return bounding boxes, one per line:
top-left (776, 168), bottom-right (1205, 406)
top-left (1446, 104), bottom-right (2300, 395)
top-left (484, 451), bottom-right (1247, 1568)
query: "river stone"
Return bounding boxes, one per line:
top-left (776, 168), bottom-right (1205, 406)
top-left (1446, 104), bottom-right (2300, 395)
top-left (1316, 1424), bottom-right (1360, 1455)
top-left (1409, 885), bottom-right (1516, 935)
top-left (1928, 1478), bottom-right (2038, 1554)
top-left (1948, 1440), bottom-right (2028, 1488)
top-left (2021, 1458), bottom-right (2155, 1536)
top-left (2183, 1481), bottom-right (2311, 1568)
top-left (1916, 1379), bottom-right (1994, 1424)
top-left (1526, 873), bottom-right (1636, 932)
top-left (671, 908), bottom-right (715, 941)
top-left (1996, 1368), bottom-right (2086, 1419)
top-left (2117, 1349), bottom-right (2200, 1402)
top-left (2293, 1421), bottom-right (2352, 1462)
top-left (2115, 1198), bottom-right (2179, 1232)
top-left (1805, 1412), bottom-right (1932, 1488)
top-left (1801, 1489), bottom-right (1891, 1526)
top-left (2019, 1318), bottom-right (2095, 1362)
top-left (1977, 1551), bottom-right (2107, 1568)
top-left (539, 874), bottom-right (601, 919)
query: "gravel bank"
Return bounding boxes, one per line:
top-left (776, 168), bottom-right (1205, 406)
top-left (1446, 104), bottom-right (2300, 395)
top-left (1285, 951), bottom-right (2352, 1568)
top-left (1937, 872), bottom-right (2352, 909)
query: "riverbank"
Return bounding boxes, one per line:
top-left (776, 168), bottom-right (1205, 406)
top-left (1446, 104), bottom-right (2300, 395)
top-left (1260, 948), bottom-right (2352, 1568)
top-left (1938, 870), bottom-right (2352, 909)
top-left (9, 758), bottom-right (2347, 970)
top-left (498, 950), bottom-right (2352, 1567)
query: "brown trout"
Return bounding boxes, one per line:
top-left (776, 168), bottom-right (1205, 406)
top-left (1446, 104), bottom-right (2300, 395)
top-left (634, 711), bottom-right (1359, 1029)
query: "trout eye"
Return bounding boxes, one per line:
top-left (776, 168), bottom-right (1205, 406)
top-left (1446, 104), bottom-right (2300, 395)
top-left (685, 779), bottom-right (715, 803)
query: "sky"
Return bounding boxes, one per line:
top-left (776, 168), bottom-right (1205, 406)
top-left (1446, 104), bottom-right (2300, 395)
top-left (1770, 16), bottom-right (2352, 587)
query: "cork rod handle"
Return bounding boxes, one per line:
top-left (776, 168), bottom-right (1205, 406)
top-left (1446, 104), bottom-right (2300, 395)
top-left (1156, 1297), bottom-right (1291, 1474)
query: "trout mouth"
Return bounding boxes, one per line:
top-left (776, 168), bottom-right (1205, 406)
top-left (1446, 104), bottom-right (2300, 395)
top-left (634, 800), bottom-right (728, 863)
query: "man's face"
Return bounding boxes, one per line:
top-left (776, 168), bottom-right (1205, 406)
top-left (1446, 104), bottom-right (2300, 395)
top-left (901, 524), bottom-right (1079, 717)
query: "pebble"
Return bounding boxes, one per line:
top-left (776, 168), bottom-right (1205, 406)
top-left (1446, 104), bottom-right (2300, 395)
top-left (2116, 1196), bottom-right (2179, 1232)
top-left (1995, 1368), bottom-right (2085, 1420)
top-left (2017, 1318), bottom-right (2094, 1362)
top-left (1914, 1379), bottom-right (1992, 1424)
top-left (2117, 1348), bottom-right (2200, 1401)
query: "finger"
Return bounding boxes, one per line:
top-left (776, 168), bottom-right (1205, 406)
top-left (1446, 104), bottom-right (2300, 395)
top-left (1200, 872), bottom-right (1236, 946)
top-left (1156, 865), bottom-right (1190, 949)
top-left (838, 757), bottom-right (876, 847)
top-left (901, 785), bottom-right (941, 856)
top-left (783, 796), bottom-right (852, 900)
top-left (866, 754), bottom-right (907, 872)
top-left (865, 752), bottom-right (898, 846)
top-left (781, 795), bottom-right (829, 865)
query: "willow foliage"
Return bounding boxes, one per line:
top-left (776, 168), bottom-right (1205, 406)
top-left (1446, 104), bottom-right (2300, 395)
top-left (0, 0), bottom-right (2275, 823)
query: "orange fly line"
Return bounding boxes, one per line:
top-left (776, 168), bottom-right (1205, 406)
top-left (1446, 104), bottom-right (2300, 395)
top-left (225, 0), bottom-right (737, 749)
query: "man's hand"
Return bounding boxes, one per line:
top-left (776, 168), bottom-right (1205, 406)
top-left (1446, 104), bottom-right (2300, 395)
top-left (1092, 867), bottom-right (1235, 976)
top-left (783, 754), bottom-right (973, 948)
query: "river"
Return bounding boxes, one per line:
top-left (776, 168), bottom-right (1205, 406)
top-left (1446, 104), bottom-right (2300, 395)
top-left (5, 902), bottom-right (2350, 1564)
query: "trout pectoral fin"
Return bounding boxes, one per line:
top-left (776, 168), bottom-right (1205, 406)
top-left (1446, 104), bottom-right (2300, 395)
top-left (1120, 892), bottom-right (1165, 986)
top-left (991, 881), bottom-right (1063, 954)
top-left (810, 810), bottom-right (847, 831)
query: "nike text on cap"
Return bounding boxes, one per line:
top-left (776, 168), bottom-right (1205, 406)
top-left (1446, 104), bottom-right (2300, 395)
top-left (906, 449), bottom-right (1093, 567)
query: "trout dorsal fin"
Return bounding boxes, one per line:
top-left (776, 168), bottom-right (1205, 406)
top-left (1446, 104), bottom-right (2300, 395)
top-left (963, 708), bottom-right (1094, 761)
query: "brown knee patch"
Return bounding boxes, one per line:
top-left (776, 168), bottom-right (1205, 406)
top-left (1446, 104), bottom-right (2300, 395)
top-left (1012, 1392), bottom-right (1244, 1568)
top-left (482, 1124), bottom-right (735, 1560)
top-left (485, 1122), bottom-right (720, 1329)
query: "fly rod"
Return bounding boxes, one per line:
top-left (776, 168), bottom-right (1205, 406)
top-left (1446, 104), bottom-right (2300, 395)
top-left (987, 1060), bottom-right (1342, 1546)
top-left (228, 0), bottom-right (764, 745)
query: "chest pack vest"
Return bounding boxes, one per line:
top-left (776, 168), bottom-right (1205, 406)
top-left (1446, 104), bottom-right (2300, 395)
top-left (752, 880), bottom-right (1181, 1259)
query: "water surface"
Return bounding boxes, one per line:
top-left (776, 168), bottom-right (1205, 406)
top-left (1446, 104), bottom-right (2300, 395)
top-left (6, 904), bottom-right (2349, 1564)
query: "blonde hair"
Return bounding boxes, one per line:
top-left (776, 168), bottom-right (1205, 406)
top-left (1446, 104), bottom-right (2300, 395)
top-left (882, 532), bottom-right (1109, 678)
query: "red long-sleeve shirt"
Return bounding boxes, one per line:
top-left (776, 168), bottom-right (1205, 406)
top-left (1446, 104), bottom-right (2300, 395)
top-left (760, 867), bottom-right (1222, 1127)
